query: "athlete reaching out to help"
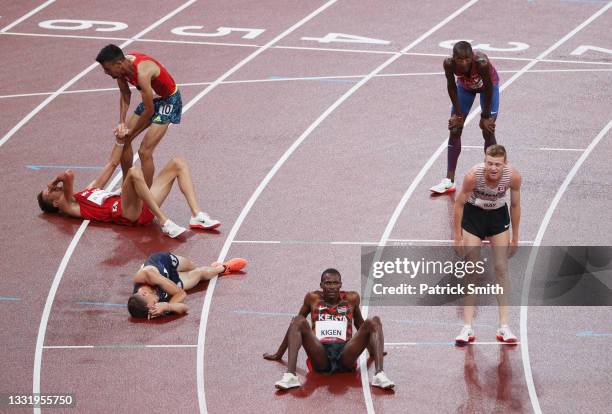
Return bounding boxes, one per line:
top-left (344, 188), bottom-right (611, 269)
top-left (96, 44), bottom-right (182, 188)
top-left (431, 41), bottom-right (501, 195)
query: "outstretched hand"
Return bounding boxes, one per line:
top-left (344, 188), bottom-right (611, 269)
top-left (263, 352), bottom-right (282, 361)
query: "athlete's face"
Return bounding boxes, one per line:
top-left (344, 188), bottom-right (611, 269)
top-left (454, 49), bottom-right (473, 74)
top-left (484, 155), bottom-right (506, 181)
top-left (101, 61), bottom-right (123, 79)
top-left (41, 187), bottom-right (63, 206)
top-left (320, 273), bottom-right (342, 302)
top-left (136, 286), bottom-right (159, 309)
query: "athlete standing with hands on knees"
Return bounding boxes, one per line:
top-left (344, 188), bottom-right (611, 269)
top-left (431, 41), bottom-right (500, 194)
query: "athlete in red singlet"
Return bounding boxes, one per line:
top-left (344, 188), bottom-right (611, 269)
top-left (264, 269), bottom-right (394, 390)
top-left (37, 145), bottom-right (221, 238)
top-left (96, 44), bottom-right (183, 187)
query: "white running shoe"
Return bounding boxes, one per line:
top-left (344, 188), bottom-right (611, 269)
top-left (189, 211), bottom-right (221, 230)
top-left (275, 372), bottom-right (301, 390)
top-left (430, 178), bottom-right (456, 194)
top-left (161, 219), bottom-right (187, 238)
top-left (455, 325), bottom-right (475, 345)
top-left (372, 371), bottom-right (395, 390)
top-left (496, 325), bottom-right (518, 343)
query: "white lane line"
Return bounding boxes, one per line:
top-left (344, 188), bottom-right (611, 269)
top-left (3, 66), bottom-right (611, 100)
top-left (0, 0), bottom-right (197, 148)
top-left (462, 145), bottom-right (586, 151)
top-left (3, 30), bottom-right (612, 66)
top-left (44, 344), bottom-right (197, 349)
top-left (31, 1), bottom-right (198, 411)
top-left (194, 2), bottom-right (481, 414)
top-left (386, 341), bottom-right (520, 346)
top-left (232, 239), bottom-right (535, 245)
top-left (519, 118), bottom-right (612, 414)
top-left (372, 4), bottom-right (612, 414)
top-left (193, 3), bottom-right (347, 412)
top-left (0, 0), bottom-right (55, 33)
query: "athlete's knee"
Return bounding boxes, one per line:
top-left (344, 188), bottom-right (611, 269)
top-left (137, 147), bottom-right (154, 160)
top-left (170, 156), bottom-right (188, 171)
top-left (361, 319), bottom-right (376, 332)
top-left (290, 315), bottom-right (308, 330)
top-left (127, 166), bottom-right (144, 179)
top-left (371, 316), bottom-right (382, 327)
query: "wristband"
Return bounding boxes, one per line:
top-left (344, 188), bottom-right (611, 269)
top-left (115, 140), bottom-right (125, 147)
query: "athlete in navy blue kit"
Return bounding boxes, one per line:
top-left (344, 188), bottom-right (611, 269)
top-left (128, 252), bottom-right (247, 319)
top-left (431, 41), bottom-right (501, 195)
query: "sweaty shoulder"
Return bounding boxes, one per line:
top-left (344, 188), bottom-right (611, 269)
top-left (508, 165), bottom-right (522, 188)
top-left (136, 59), bottom-right (160, 79)
top-left (305, 291), bottom-right (321, 305)
top-left (345, 291), bottom-right (361, 305)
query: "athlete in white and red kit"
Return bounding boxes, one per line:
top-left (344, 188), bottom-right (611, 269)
top-left (263, 268), bottom-right (394, 390)
top-left (453, 144), bottom-right (521, 344)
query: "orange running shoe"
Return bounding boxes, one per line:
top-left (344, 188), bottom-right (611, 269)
top-left (212, 258), bottom-right (247, 275)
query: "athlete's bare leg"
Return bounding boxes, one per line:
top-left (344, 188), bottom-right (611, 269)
top-left (489, 230), bottom-right (511, 326)
top-left (120, 114), bottom-right (150, 179)
top-left (149, 157), bottom-right (202, 215)
top-left (462, 229), bottom-right (483, 326)
top-left (340, 316), bottom-right (385, 373)
top-left (138, 123), bottom-right (169, 187)
top-left (119, 167), bottom-right (168, 223)
top-left (284, 316), bottom-right (329, 374)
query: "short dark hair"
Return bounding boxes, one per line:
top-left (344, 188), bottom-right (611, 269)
top-left (96, 44), bottom-right (125, 64)
top-left (127, 295), bottom-right (149, 319)
top-left (453, 40), bottom-right (473, 56)
top-left (321, 268), bottom-right (341, 282)
top-left (37, 191), bottom-right (59, 214)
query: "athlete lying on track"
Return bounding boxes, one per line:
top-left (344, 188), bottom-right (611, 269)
top-left (37, 146), bottom-right (219, 238)
top-left (128, 252), bottom-right (247, 319)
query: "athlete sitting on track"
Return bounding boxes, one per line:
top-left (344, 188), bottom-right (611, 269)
top-left (128, 252), bottom-right (247, 319)
top-left (37, 145), bottom-right (220, 238)
top-left (264, 268), bottom-right (395, 390)
top-left (453, 144), bottom-right (521, 344)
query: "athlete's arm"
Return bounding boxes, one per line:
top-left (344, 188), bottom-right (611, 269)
top-left (115, 78), bottom-right (131, 138)
top-left (476, 56), bottom-right (495, 134)
top-left (454, 170), bottom-right (477, 248)
top-left (509, 168), bottom-right (522, 245)
top-left (444, 58), bottom-right (464, 130)
top-left (351, 293), bottom-right (364, 330)
top-left (263, 293), bottom-right (314, 360)
top-left (135, 266), bottom-right (188, 317)
top-left (86, 143), bottom-right (122, 189)
top-left (50, 170), bottom-right (81, 216)
top-left (125, 61), bottom-right (157, 141)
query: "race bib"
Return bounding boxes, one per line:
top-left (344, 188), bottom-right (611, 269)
top-left (86, 189), bottom-right (119, 206)
top-left (315, 320), bottom-right (347, 341)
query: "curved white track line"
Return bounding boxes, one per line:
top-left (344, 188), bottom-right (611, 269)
top-left (0, 0), bottom-right (197, 148)
top-left (519, 118), bottom-right (612, 414)
top-left (195, 1), bottom-right (480, 413)
top-left (372, 4), bottom-right (612, 414)
top-left (32, 2), bottom-right (198, 413)
top-left (192, 2), bottom-right (340, 413)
